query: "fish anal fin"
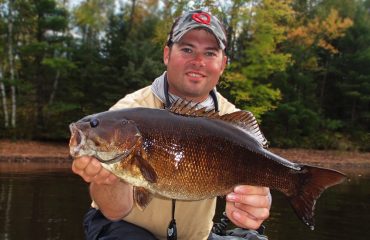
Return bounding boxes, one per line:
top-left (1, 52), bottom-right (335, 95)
top-left (134, 186), bottom-right (153, 211)
top-left (134, 155), bottom-right (157, 183)
top-left (289, 165), bottom-right (347, 230)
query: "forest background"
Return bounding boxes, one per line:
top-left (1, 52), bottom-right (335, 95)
top-left (0, 0), bottom-right (369, 151)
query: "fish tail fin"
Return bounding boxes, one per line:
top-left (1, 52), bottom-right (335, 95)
top-left (289, 166), bottom-right (347, 230)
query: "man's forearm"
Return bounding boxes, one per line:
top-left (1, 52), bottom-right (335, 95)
top-left (90, 181), bottom-right (134, 221)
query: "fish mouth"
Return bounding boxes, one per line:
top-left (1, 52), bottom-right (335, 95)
top-left (69, 123), bottom-right (86, 157)
top-left (69, 122), bottom-right (138, 164)
top-left (94, 149), bottom-right (134, 165)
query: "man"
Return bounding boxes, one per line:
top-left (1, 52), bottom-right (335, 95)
top-left (72, 10), bottom-right (271, 240)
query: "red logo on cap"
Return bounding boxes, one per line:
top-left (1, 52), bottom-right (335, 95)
top-left (192, 12), bottom-right (211, 25)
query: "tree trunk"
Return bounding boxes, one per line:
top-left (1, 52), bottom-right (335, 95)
top-left (48, 70), bottom-right (60, 106)
top-left (351, 99), bottom-right (357, 123)
top-left (8, 0), bottom-right (16, 128)
top-left (0, 65), bottom-right (9, 128)
top-left (319, 59), bottom-right (330, 113)
top-left (227, 0), bottom-right (241, 61)
top-left (127, 0), bottom-right (136, 34)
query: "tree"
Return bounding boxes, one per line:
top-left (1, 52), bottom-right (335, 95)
top-left (325, 0), bottom-right (370, 150)
top-left (287, 8), bottom-right (353, 109)
top-left (262, 0), bottom-right (358, 149)
top-left (99, 0), bottom-right (163, 108)
top-left (6, 0), bottom-right (71, 137)
top-left (0, 0), bottom-right (17, 129)
top-left (0, 64), bottom-right (9, 128)
top-left (0, 1), bottom-right (9, 128)
top-left (73, 0), bottom-right (115, 46)
top-left (220, 0), bottom-right (293, 119)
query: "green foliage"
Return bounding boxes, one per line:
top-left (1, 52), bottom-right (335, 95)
top-left (42, 57), bottom-right (76, 72)
top-left (221, 70), bottom-right (281, 120)
top-left (220, 0), bottom-right (292, 119)
top-left (240, 0), bottom-right (293, 80)
top-left (97, 8), bottom-right (164, 108)
top-left (259, 0), bottom-right (368, 150)
top-left (0, 0), bottom-right (368, 151)
top-left (262, 102), bottom-right (319, 147)
top-left (262, 102), bottom-right (358, 150)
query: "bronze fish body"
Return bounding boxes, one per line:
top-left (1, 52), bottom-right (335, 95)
top-left (69, 101), bottom-right (346, 230)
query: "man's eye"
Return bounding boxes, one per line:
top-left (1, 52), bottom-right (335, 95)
top-left (181, 48), bottom-right (192, 53)
top-left (205, 51), bottom-right (217, 57)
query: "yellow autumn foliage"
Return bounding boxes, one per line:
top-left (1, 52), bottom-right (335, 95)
top-left (287, 9), bottom-right (353, 54)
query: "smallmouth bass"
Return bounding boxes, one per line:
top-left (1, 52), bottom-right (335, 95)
top-left (69, 100), bottom-right (346, 230)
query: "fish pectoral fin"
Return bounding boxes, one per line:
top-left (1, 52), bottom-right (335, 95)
top-left (134, 155), bottom-right (157, 183)
top-left (134, 187), bottom-right (153, 211)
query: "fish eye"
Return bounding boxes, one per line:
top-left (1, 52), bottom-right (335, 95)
top-left (90, 118), bottom-right (99, 128)
top-left (122, 120), bottom-right (128, 125)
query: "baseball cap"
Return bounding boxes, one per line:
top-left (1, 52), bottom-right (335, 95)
top-left (167, 10), bottom-right (227, 50)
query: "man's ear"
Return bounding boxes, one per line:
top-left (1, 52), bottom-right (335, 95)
top-left (220, 55), bottom-right (228, 75)
top-left (163, 46), bottom-right (170, 66)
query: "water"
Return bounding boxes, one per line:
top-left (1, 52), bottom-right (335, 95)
top-left (265, 175), bottom-right (370, 239)
top-left (0, 168), bottom-right (369, 240)
top-left (0, 171), bottom-right (90, 240)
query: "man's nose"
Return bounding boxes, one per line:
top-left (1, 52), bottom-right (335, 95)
top-left (190, 53), bottom-right (206, 67)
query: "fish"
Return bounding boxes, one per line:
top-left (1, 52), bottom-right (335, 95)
top-left (69, 100), bottom-right (347, 230)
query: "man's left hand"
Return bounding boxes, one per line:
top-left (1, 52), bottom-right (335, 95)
top-left (225, 185), bottom-right (271, 230)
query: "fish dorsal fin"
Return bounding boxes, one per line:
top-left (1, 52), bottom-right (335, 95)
top-left (170, 99), bottom-right (218, 117)
top-left (170, 99), bottom-right (268, 148)
top-left (220, 111), bottom-right (268, 148)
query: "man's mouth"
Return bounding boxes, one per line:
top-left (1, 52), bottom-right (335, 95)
top-left (186, 71), bottom-right (205, 79)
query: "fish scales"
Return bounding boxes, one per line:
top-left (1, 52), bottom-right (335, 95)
top-left (69, 100), bottom-right (346, 230)
top-left (135, 112), bottom-right (297, 198)
top-left (136, 113), bottom-right (232, 199)
top-left (133, 112), bottom-right (257, 197)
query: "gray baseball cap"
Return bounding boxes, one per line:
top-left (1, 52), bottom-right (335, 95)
top-left (167, 10), bottom-right (227, 50)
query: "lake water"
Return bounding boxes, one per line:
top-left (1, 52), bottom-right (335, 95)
top-left (0, 166), bottom-right (369, 240)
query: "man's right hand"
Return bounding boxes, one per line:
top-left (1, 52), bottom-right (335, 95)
top-left (72, 156), bottom-right (119, 185)
top-left (72, 156), bottom-right (133, 220)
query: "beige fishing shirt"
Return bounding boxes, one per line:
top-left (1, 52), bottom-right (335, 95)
top-left (92, 85), bottom-right (238, 240)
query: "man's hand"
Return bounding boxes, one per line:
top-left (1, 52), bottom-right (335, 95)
top-left (72, 156), bottom-right (133, 220)
top-left (226, 185), bottom-right (271, 230)
top-left (72, 156), bottom-right (119, 185)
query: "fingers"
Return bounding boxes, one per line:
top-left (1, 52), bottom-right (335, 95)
top-left (71, 155), bottom-right (92, 174)
top-left (84, 158), bottom-right (102, 177)
top-left (227, 185), bottom-right (271, 208)
top-left (234, 202), bottom-right (270, 220)
top-left (226, 201), bottom-right (265, 230)
top-left (234, 185), bottom-right (270, 196)
top-left (225, 185), bottom-right (271, 230)
top-left (227, 192), bottom-right (271, 209)
top-left (72, 156), bottom-right (118, 185)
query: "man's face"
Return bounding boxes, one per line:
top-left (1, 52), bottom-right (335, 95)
top-left (163, 29), bottom-right (227, 102)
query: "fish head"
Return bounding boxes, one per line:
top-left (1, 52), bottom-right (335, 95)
top-left (69, 111), bottom-right (142, 163)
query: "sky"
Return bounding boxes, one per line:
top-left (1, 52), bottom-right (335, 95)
top-left (69, 0), bottom-right (83, 8)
